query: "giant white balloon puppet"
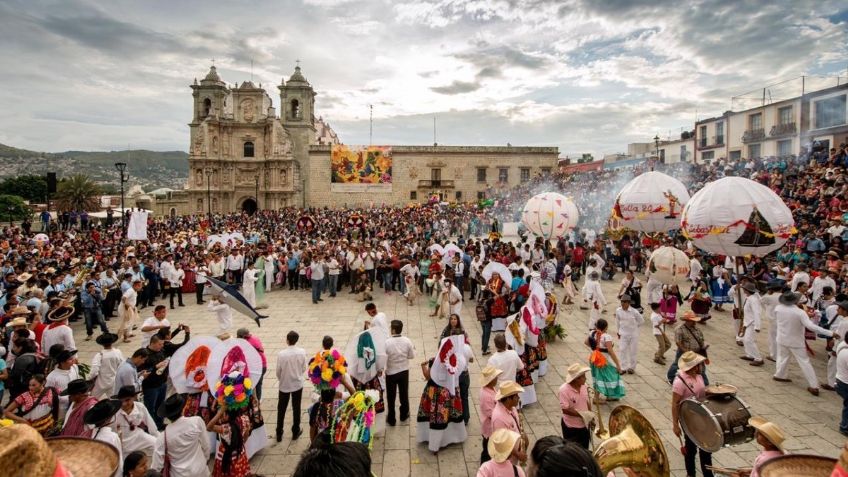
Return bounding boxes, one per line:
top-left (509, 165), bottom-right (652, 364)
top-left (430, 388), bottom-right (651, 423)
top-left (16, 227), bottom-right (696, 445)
top-left (521, 192), bottom-right (579, 240)
top-left (613, 171), bottom-right (690, 233)
top-left (681, 177), bottom-right (795, 257)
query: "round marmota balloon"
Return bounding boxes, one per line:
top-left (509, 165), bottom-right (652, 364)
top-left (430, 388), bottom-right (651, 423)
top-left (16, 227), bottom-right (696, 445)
top-left (521, 192), bottom-right (579, 240)
top-left (613, 171), bottom-right (690, 233)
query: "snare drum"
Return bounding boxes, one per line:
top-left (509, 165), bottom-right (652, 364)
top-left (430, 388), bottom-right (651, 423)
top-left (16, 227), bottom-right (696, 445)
top-left (679, 395), bottom-right (754, 452)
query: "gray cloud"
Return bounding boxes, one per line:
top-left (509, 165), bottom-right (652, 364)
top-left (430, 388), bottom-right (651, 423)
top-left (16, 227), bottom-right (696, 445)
top-left (431, 80), bottom-right (482, 95)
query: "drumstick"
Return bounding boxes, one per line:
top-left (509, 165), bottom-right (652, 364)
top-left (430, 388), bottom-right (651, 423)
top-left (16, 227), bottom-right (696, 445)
top-left (678, 434), bottom-right (686, 456)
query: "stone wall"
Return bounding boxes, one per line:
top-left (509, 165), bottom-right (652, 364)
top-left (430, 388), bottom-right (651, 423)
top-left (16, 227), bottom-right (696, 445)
top-left (306, 145), bottom-right (559, 208)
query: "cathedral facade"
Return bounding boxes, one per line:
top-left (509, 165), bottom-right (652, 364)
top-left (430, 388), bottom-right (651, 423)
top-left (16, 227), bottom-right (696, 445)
top-left (155, 64), bottom-right (558, 215)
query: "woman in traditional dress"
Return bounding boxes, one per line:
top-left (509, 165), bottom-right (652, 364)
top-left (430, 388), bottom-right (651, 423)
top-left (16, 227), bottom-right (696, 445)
top-left (710, 268), bottom-right (733, 311)
top-left (416, 335), bottom-right (469, 453)
top-left (208, 369), bottom-right (257, 477)
top-left (584, 319), bottom-right (624, 402)
top-left (4, 374), bottom-right (60, 436)
top-left (439, 314), bottom-right (474, 424)
top-left (561, 262), bottom-right (577, 305)
top-left (345, 327), bottom-right (387, 433)
top-left (241, 262), bottom-right (258, 308)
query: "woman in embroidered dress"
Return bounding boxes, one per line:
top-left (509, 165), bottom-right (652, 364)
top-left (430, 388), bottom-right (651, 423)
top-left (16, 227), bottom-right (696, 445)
top-left (416, 335), bottom-right (469, 453)
top-left (584, 319), bottom-right (624, 402)
top-left (4, 374), bottom-right (60, 436)
top-left (345, 327), bottom-right (388, 433)
top-left (208, 370), bottom-right (256, 477)
top-left (710, 268), bottom-right (733, 311)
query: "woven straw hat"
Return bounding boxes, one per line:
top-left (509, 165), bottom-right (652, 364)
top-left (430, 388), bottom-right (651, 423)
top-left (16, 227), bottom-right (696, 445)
top-left (680, 310), bottom-right (701, 322)
top-left (565, 363), bottom-right (590, 383)
top-left (481, 365), bottom-right (503, 386)
top-left (678, 351), bottom-right (706, 373)
top-left (749, 416), bottom-right (786, 451)
top-left (495, 380), bottom-right (524, 401)
top-left (488, 428), bottom-right (521, 463)
top-left (0, 423), bottom-right (57, 477)
top-left (46, 437), bottom-right (120, 477)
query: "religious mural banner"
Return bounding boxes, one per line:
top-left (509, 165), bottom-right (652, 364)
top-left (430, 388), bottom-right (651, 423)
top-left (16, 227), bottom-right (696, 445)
top-left (330, 145), bottom-right (392, 192)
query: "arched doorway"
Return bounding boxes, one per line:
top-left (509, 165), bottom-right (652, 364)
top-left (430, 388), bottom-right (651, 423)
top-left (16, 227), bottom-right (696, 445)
top-left (241, 198), bottom-right (257, 215)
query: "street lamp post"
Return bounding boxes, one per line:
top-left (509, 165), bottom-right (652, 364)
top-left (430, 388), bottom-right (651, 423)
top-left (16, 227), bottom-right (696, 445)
top-left (205, 168), bottom-right (213, 218)
top-left (654, 134), bottom-right (660, 158)
top-left (7, 206), bottom-right (13, 227)
top-left (114, 162), bottom-right (128, 234)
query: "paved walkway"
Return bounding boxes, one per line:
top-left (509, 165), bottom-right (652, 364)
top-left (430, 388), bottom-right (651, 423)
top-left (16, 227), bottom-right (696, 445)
top-left (70, 274), bottom-right (846, 476)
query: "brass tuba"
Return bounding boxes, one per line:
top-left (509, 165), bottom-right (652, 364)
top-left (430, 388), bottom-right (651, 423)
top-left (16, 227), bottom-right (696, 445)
top-left (593, 405), bottom-right (670, 477)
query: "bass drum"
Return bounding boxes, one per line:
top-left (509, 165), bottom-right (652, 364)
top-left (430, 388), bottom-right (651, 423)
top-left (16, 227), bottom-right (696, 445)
top-left (679, 395), bottom-right (754, 453)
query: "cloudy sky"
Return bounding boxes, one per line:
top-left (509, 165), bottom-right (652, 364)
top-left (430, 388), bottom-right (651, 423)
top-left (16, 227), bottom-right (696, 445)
top-left (1, 0), bottom-right (846, 158)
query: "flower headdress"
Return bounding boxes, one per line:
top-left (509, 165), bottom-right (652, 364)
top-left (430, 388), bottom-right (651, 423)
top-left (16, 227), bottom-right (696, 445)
top-left (214, 347), bottom-right (253, 411)
top-left (331, 391), bottom-right (377, 450)
top-left (308, 349), bottom-right (347, 391)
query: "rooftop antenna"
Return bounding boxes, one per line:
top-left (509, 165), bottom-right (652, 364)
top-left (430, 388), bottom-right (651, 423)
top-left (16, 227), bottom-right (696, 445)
top-left (369, 104), bottom-right (373, 146)
top-left (433, 115), bottom-right (437, 146)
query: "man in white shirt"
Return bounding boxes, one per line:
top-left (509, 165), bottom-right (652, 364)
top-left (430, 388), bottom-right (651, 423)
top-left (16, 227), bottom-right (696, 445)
top-left (445, 277), bottom-right (463, 316)
top-left (42, 305), bottom-right (76, 353)
top-left (773, 291), bottom-right (836, 396)
top-left (688, 254), bottom-right (703, 285)
top-left (487, 333), bottom-right (524, 383)
top-left (225, 249), bottom-right (244, 285)
top-left (140, 305), bottom-right (170, 348)
top-left (275, 330), bottom-right (307, 442)
top-left (790, 263), bottom-right (810, 292)
top-left (825, 301), bottom-right (848, 392)
top-left (385, 319), bottom-right (415, 426)
top-left (761, 280), bottom-right (783, 361)
top-left (309, 256), bottom-right (325, 304)
top-left (811, 270), bottom-right (837, 304)
top-left (834, 337), bottom-right (848, 436)
top-left (739, 283), bottom-right (764, 366)
top-left (614, 295), bottom-right (644, 374)
top-left (207, 295), bottom-right (233, 331)
top-left (152, 394), bottom-right (211, 477)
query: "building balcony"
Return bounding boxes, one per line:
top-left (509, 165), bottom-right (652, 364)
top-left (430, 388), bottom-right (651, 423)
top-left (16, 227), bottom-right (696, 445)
top-left (696, 136), bottom-right (725, 151)
top-left (770, 122), bottom-right (797, 137)
top-left (742, 128), bottom-right (766, 143)
top-left (418, 179), bottom-right (455, 188)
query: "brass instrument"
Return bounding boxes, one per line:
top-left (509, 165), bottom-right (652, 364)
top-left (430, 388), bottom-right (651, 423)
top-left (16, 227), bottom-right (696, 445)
top-left (73, 266), bottom-right (91, 287)
top-left (588, 388), bottom-right (609, 447)
top-left (593, 405), bottom-right (670, 477)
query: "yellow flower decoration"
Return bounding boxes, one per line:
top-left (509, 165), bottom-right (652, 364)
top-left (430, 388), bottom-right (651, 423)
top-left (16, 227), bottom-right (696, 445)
top-left (224, 385), bottom-right (234, 396)
top-left (321, 368), bottom-right (333, 382)
top-left (243, 378), bottom-right (252, 389)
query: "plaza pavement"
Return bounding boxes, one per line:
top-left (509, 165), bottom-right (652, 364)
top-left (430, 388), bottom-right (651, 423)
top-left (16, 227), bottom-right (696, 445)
top-left (70, 273), bottom-right (847, 476)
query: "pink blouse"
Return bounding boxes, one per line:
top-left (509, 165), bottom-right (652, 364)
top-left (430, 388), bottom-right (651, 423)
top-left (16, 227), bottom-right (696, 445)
top-left (491, 402), bottom-right (520, 434)
top-left (751, 449), bottom-right (784, 477)
top-left (476, 460), bottom-right (526, 477)
top-left (672, 372), bottom-right (705, 400)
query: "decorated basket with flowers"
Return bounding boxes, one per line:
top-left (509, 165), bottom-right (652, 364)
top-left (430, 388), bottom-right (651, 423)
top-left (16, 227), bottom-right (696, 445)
top-left (308, 349), bottom-right (347, 391)
top-left (331, 390), bottom-right (377, 450)
top-left (214, 370), bottom-right (254, 411)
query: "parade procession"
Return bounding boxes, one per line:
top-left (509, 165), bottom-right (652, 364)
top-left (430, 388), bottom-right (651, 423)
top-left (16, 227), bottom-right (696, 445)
top-left (2, 2), bottom-right (848, 476)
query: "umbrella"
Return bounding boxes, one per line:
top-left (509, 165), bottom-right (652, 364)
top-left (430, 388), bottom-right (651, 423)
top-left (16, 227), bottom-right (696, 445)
top-left (202, 275), bottom-right (268, 327)
top-left (482, 261), bottom-right (512, 284)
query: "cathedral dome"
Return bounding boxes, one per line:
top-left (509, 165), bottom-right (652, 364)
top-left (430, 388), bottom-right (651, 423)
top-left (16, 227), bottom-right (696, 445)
top-left (200, 65), bottom-right (225, 86)
top-left (288, 66), bottom-right (309, 85)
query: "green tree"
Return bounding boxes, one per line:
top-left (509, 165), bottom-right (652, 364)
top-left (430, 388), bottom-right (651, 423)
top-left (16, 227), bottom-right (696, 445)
top-left (54, 174), bottom-right (102, 212)
top-left (0, 175), bottom-right (48, 202)
top-left (0, 195), bottom-right (32, 222)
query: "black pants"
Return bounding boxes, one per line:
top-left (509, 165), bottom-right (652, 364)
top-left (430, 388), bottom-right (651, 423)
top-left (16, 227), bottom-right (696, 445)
top-left (459, 371), bottom-right (470, 425)
top-left (288, 269), bottom-right (298, 289)
top-left (684, 434), bottom-right (714, 477)
top-left (276, 389), bottom-right (302, 437)
top-left (195, 283), bottom-right (205, 304)
top-left (385, 370), bottom-right (409, 424)
top-left (561, 420), bottom-right (591, 449)
top-left (480, 437), bottom-right (491, 464)
top-left (168, 286), bottom-right (184, 308)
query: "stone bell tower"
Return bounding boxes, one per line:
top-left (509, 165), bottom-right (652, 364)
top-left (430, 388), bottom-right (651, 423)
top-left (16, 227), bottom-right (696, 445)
top-left (279, 64), bottom-right (316, 203)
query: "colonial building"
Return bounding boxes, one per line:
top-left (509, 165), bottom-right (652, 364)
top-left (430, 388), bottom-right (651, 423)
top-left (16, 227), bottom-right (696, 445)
top-left (155, 64), bottom-right (558, 215)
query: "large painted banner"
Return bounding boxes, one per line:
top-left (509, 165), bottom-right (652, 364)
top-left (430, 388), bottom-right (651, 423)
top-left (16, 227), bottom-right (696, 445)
top-left (331, 145), bottom-right (392, 192)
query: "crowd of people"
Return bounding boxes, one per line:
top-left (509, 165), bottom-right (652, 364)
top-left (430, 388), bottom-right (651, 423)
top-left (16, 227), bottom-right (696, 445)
top-left (1, 142), bottom-right (848, 476)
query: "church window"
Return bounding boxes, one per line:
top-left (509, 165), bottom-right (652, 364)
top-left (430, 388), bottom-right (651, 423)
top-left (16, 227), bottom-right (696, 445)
top-left (477, 191), bottom-right (486, 200)
top-left (280, 169), bottom-right (287, 185)
top-left (197, 198), bottom-right (203, 212)
top-left (476, 168), bottom-right (486, 183)
top-left (520, 168), bottom-right (530, 183)
top-left (243, 141), bottom-right (255, 158)
top-left (290, 99), bottom-right (301, 119)
top-left (410, 191), bottom-right (417, 200)
top-left (498, 167), bottom-right (509, 183)
top-left (203, 98), bottom-right (212, 117)
top-left (455, 191), bottom-right (462, 201)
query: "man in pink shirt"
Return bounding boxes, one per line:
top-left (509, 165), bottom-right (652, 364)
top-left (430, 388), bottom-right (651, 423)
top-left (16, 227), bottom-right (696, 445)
top-left (490, 381), bottom-right (526, 464)
top-left (558, 363), bottom-right (591, 449)
top-left (237, 328), bottom-right (267, 400)
top-left (748, 417), bottom-right (786, 477)
top-left (479, 365), bottom-right (503, 464)
top-left (476, 429), bottom-right (526, 477)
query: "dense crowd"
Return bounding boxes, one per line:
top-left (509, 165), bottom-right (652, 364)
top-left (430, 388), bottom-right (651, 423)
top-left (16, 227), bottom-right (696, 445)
top-left (1, 141), bottom-right (848, 476)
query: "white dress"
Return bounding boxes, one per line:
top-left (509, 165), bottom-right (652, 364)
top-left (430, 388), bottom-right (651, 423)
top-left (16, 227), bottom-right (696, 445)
top-left (242, 269), bottom-right (258, 307)
top-left (113, 402), bottom-right (159, 456)
top-left (264, 255), bottom-right (276, 291)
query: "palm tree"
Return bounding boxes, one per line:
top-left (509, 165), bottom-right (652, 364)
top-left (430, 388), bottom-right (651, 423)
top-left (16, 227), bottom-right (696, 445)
top-left (55, 174), bottom-right (102, 211)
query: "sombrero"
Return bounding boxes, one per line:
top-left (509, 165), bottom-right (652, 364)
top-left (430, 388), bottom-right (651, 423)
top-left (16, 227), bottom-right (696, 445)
top-left (46, 305), bottom-right (74, 322)
top-left (46, 436), bottom-right (120, 477)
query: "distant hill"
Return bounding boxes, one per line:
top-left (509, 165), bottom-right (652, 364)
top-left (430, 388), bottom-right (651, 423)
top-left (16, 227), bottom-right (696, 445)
top-left (0, 143), bottom-right (189, 190)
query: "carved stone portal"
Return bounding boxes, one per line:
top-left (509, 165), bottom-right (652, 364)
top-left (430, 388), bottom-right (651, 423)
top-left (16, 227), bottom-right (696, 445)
top-left (241, 99), bottom-right (255, 123)
top-left (408, 166), bottom-right (419, 179)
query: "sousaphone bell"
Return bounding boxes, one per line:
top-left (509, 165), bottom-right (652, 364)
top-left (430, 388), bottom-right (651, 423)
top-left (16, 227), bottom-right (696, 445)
top-left (593, 405), bottom-right (670, 477)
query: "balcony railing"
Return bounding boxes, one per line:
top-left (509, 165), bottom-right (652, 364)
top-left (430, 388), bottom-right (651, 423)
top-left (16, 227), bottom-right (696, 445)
top-left (697, 136), bottom-right (725, 150)
top-left (770, 122), bottom-right (797, 137)
top-left (742, 128), bottom-right (766, 143)
top-left (418, 179), bottom-right (455, 188)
